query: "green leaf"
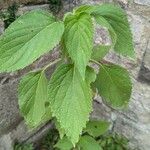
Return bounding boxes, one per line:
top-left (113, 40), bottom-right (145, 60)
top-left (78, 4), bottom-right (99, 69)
top-left (75, 5), bottom-right (94, 14)
top-left (92, 4), bottom-right (134, 57)
top-left (84, 120), bottom-right (110, 137)
top-left (63, 12), bottom-right (94, 79)
top-left (18, 71), bottom-right (51, 128)
top-left (75, 4), bottom-right (134, 57)
top-left (91, 45), bottom-right (111, 61)
top-left (55, 119), bottom-right (65, 139)
top-left (94, 64), bottom-right (132, 108)
top-left (85, 66), bottom-right (96, 84)
top-left (55, 137), bottom-right (73, 150)
top-left (78, 135), bottom-right (102, 150)
top-left (0, 10), bottom-right (64, 72)
top-left (48, 64), bottom-right (92, 145)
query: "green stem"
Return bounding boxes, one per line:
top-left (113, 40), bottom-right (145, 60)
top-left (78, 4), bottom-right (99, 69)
top-left (90, 59), bottom-right (102, 66)
top-left (42, 58), bottom-right (62, 72)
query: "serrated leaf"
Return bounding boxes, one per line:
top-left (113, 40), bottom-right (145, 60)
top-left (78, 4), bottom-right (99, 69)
top-left (84, 120), bottom-right (110, 137)
top-left (48, 64), bottom-right (92, 145)
top-left (94, 64), bottom-right (132, 108)
top-left (55, 137), bottom-right (73, 150)
top-left (0, 10), bottom-right (64, 72)
top-left (75, 4), bottom-right (134, 57)
top-left (18, 71), bottom-right (51, 128)
top-left (55, 119), bottom-right (65, 139)
top-left (92, 4), bottom-right (134, 57)
top-left (78, 135), bottom-right (102, 150)
top-left (91, 45), bottom-right (111, 61)
top-left (63, 12), bottom-right (94, 79)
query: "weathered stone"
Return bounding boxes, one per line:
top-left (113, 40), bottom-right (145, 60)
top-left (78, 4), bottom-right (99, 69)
top-left (139, 41), bottom-right (150, 82)
top-left (0, 0), bottom-right (47, 9)
top-left (134, 0), bottom-right (150, 6)
top-left (112, 79), bottom-right (150, 150)
top-left (0, 80), bottom-right (22, 136)
top-left (11, 121), bottom-right (54, 144)
top-left (17, 4), bottom-right (50, 16)
top-left (0, 133), bottom-right (14, 150)
top-left (0, 21), bottom-right (4, 35)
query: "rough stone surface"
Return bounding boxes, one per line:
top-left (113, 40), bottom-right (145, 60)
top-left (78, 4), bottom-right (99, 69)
top-left (0, 21), bottom-right (4, 35)
top-left (0, 80), bottom-right (22, 136)
top-left (139, 40), bottom-right (150, 82)
top-left (11, 121), bottom-right (54, 144)
top-left (0, 133), bottom-right (14, 150)
top-left (134, 0), bottom-right (150, 6)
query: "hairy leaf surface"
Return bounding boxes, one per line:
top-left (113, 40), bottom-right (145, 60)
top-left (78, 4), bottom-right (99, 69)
top-left (63, 13), bottom-right (93, 79)
top-left (94, 64), bottom-right (132, 108)
top-left (18, 71), bottom-right (51, 128)
top-left (48, 64), bottom-right (92, 145)
top-left (0, 10), bottom-right (64, 72)
top-left (78, 135), bottom-right (102, 150)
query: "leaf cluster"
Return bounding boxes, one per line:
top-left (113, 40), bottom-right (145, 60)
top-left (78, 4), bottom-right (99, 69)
top-left (0, 3), bottom-right (134, 147)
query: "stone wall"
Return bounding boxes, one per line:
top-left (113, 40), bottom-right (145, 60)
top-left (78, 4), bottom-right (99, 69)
top-left (0, 0), bottom-right (150, 150)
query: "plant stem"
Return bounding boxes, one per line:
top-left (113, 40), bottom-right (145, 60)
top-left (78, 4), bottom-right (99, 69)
top-left (42, 58), bottom-right (62, 72)
top-left (90, 59), bottom-right (102, 66)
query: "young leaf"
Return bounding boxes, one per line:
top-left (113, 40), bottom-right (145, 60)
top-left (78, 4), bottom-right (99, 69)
top-left (48, 64), bottom-right (92, 145)
top-left (0, 10), bottom-right (64, 72)
top-left (63, 12), bottom-right (94, 79)
top-left (78, 135), bottom-right (102, 150)
top-left (75, 4), bottom-right (134, 57)
top-left (75, 5), bottom-right (94, 14)
top-left (91, 45), bottom-right (111, 61)
top-left (55, 137), bottom-right (73, 150)
top-left (18, 71), bottom-right (51, 128)
top-left (84, 120), bottom-right (110, 137)
top-left (91, 4), bottom-right (134, 57)
top-left (94, 64), bottom-right (132, 108)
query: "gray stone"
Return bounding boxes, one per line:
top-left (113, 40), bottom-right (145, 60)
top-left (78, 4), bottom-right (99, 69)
top-left (0, 21), bottom-right (4, 35)
top-left (139, 41), bottom-right (150, 82)
top-left (134, 0), bottom-right (150, 6)
top-left (112, 80), bottom-right (150, 150)
top-left (0, 133), bottom-right (14, 150)
top-left (11, 121), bottom-right (54, 144)
top-left (0, 80), bottom-right (22, 136)
top-left (17, 4), bottom-right (50, 16)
